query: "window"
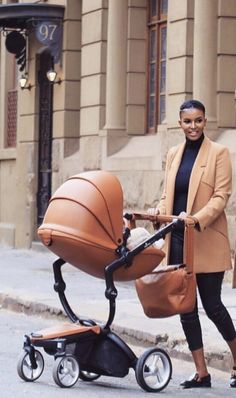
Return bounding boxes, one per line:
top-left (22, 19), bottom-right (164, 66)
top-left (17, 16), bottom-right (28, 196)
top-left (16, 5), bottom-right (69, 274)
top-left (6, 56), bottom-right (17, 148)
top-left (7, 89), bottom-right (17, 147)
top-left (147, 0), bottom-right (168, 132)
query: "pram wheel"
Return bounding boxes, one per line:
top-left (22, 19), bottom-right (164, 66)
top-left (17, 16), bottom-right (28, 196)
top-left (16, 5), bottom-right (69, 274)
top-left (17, 349), bottom-right (44, 382)
top-left (53, 354), bottom-right (80, 388)
top-left (79, 370), bottom-right (100, 382)
top-left (135, 347), bottom-right (172, 392)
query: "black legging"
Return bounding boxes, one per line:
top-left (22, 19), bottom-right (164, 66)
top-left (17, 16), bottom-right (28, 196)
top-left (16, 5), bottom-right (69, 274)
top-left (169, 233), bottom-right (236, 352)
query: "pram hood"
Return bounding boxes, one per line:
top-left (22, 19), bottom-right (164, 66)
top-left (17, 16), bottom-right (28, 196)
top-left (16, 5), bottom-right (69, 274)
top-left (38, 170), bottom-right (165, 280)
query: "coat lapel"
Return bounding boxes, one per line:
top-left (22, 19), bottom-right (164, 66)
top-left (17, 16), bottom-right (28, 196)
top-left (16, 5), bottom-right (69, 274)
top-left (187, 136), bottom-right (210, 213)
top-left (166, 143), bottom-right (185, 214)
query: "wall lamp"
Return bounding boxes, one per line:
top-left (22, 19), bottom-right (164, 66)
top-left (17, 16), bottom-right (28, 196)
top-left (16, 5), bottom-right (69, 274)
top-left (46, 69), bottom-right (62, 85)
top-left (19, 74), bottom-right (31, 90)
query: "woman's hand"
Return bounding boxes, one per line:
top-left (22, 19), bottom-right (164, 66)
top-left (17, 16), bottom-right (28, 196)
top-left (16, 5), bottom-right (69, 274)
top-left (147, 208), bottom-right (160, 230)
top-left (147, 207), bottom-right (159, 216)
top-left (179, 212), bottom-right (199, 229)
top-left (178, 211), bottom-right (187, 219)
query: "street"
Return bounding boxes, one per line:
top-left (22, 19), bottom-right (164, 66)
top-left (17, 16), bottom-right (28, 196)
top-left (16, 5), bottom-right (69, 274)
top-left (0, 308), bottom-right (234, 398)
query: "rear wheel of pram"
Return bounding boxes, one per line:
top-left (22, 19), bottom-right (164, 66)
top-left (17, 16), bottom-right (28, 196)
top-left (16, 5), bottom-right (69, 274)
top-left (135, 348), bottom-right (172, 392)
top-left (79, 370), bottom-right (100, 382)
top-left (17, 349), bottom-right (44, 382)
top-left (53, 354), bottom-right (80, 388)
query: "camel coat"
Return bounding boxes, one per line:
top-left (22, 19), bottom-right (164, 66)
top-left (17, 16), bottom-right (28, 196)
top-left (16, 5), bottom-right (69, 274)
top-left (158, 135), bottom-right (232, 273)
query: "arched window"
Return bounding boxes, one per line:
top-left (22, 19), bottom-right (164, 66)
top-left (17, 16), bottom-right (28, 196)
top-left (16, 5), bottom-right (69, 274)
top-left (147, 0), bottom-right (168, 132)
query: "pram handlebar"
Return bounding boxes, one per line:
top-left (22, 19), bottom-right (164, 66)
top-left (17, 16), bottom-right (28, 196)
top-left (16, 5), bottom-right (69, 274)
top-left (124, 212), bottom-right (196, 227)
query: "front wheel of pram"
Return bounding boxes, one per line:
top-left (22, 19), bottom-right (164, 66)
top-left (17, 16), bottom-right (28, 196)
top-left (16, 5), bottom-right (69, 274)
top-left (17, 349), bottom-right (44, 382)
top-left (135, 347), bottom-right (172, 392)
top-left (79, 370), bottom-right (100, 382)
top-left (53, 354), bottom-right (80, 388)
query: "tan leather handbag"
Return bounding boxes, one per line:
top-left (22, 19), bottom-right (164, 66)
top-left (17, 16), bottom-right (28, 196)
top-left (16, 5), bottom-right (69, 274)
top-left (135, 225), bottom-right (196, 318)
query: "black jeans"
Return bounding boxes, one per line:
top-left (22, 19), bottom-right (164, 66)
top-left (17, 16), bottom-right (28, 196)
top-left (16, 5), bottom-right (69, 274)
top-left (170, 233), bottom-right (236, 352)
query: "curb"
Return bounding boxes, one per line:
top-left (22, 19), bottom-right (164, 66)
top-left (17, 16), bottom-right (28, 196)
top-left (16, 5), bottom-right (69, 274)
top-left (0, 292), bottom-right (231, 373)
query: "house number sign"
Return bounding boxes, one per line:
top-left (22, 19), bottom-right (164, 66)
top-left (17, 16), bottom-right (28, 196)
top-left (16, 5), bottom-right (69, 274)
top-left (35, 20), bottom-right (63, 64)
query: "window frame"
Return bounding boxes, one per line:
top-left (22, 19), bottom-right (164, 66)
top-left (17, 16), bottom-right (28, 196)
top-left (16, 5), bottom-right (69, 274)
top-left (146, 0), bottom-right (168, 133)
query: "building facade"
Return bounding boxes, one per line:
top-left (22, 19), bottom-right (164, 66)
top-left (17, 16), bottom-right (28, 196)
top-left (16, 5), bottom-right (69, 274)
top-left (0, 0), bottom-right (235, 257)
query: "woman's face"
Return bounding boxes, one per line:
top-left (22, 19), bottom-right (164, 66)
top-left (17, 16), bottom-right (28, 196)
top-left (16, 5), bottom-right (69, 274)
top-left (179, 108), bottom-right (206, 141)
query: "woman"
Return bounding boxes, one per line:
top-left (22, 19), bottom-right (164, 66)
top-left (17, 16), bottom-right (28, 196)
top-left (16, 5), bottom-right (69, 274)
top-left (150, 99), bottom-right (236, 388)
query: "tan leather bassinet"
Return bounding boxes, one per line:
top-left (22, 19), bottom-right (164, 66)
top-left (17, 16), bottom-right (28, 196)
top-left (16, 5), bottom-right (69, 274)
top-left (38, 170), bottom-right (165, 281)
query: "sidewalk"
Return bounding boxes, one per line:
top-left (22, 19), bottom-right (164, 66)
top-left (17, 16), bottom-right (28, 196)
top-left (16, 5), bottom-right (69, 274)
top-left (0, 244), bottom-right (235, 372)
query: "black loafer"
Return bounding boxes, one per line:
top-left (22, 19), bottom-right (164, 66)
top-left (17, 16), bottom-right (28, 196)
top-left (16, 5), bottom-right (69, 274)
top-left (181, 373), bottom-right (211, 389)
top-left (230, 370), bottom-right (236, 388)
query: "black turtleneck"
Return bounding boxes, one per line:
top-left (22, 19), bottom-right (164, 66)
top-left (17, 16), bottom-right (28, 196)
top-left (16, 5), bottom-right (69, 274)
top-left (173, 133), bottom-right (204, 221)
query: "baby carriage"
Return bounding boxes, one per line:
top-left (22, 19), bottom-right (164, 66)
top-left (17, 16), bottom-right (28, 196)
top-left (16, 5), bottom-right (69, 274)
top-left (17, 170), bottom-right (186, 392)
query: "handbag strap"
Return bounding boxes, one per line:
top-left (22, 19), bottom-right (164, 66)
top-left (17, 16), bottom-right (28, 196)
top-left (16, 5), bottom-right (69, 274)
top-left (184, 225), bottom-right (194, 273)
top-left (124, 212), bottom-right (195, 273)
top-left (129, 213), bottom-right (195, 273)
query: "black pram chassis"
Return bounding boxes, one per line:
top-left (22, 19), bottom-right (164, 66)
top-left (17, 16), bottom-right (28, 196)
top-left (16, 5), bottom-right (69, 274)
top-left (17, 219), bottom-right (181, 392)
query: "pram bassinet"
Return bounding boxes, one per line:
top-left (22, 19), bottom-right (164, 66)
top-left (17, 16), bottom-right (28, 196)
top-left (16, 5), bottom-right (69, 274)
top-left (38, 170), bottom-right (165, 281)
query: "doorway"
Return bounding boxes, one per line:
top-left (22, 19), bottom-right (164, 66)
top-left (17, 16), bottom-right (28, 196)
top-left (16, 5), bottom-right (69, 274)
top-left (37, 50), bottom-right (53, 227)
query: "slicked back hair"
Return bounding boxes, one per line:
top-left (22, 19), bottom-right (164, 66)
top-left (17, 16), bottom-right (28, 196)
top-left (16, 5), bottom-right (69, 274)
top-left (179, 99), bottom-right (205, 116)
